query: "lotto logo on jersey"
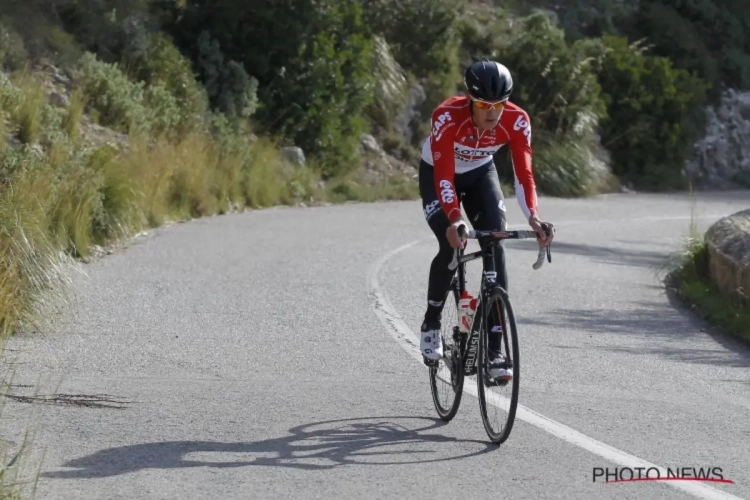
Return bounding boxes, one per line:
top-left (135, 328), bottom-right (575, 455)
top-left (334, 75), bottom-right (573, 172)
top-left (513, 115), bottom-right (531, 144)
top-left (423, 199), bottom-right (441, 220)
top-left (432, 112), bottom-right (453, 141)
top-left (453, 143), bottom-right (499, 161)
top-left (439, 179), bottom-right (455, 204)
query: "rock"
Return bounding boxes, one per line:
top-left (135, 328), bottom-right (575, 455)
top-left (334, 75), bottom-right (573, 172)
top-left (705, 209), bottom-right (750, 304)
top-left (48, 92), bottom-right (69, 107)
top-left (393, 84), bottom-right (427, 144)
top-left (280, 146), bottom-right (305, 166)
top-left (53, 74), bottom-right (72, 88)
top-left (361, 134), bottom-right (380, 153)
top-left (686, 89), bottom-right (750, 189)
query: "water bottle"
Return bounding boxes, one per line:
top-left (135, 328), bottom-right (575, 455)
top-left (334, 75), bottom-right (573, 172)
top-left (457, 291), bottom-right (477, 334)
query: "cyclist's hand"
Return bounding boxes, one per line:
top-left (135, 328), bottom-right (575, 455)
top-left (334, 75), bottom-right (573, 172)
top-left (446, 220), bottom-right (468, 249)
top-left (528, 215), bottom-right (555, 248)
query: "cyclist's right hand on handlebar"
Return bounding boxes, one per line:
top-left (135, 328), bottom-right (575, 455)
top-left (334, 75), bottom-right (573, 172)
top-left (446, 220), bottom-right (467, 249)
top-left (528, 215), bottom-right (555, 247)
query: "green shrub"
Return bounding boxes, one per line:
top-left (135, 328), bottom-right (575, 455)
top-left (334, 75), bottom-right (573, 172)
top-left (491, 12), bottom-right (612, 196)
top-left (364, 0), bottom-right (463, 143)
top-left (498, 13), bottom-right (607, 140)
top-left (172, 0), bottom-right (377, 178)
top-left (596, 35), bottom-right (710, 189)
top-left (630, 0), bottom-right (750, 100)
top-left (122, 32), bottom-right (210, 135)
top-left (76, 52), bottom-right (149, 133)
top-left (54, 0), bottom-right (155, 64)
top-left (0, 22), bottom-right (28, 71)
top-left (531, 130), bottom-right (616, 197)
top-left (363, 34), bottom-right (409, 133)
top-left (193, 31), bottom-right (258, 123)
top-left (76, 52), bottom-right (183, 138)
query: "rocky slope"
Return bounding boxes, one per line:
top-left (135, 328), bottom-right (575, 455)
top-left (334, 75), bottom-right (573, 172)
top-left (685, 92), bottom-right (750, 190)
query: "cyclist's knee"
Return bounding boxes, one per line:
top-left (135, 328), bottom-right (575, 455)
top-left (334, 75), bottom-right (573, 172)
top-left (437, 242), bottom-right (453, 262)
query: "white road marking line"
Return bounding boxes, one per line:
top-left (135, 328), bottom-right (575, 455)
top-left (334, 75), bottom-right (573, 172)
top-left (367, 240), bottom-right (745, 500)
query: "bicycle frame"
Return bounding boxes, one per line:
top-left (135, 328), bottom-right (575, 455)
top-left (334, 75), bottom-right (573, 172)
top-left (450, 240), bottom-right (500, 376)
top-left (447, 227), bottom-right (551, 377)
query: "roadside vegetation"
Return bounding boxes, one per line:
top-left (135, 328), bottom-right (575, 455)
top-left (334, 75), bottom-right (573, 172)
top-left (2, 2), bottom-right (749, 496)
top-left (668, 236), bottom-right (750, 343)
top-left (2, 0), bottom-right (747, 339)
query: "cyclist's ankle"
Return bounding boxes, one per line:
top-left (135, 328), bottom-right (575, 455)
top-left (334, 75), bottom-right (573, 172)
top-left (422, 316), bottom-right (440, 329)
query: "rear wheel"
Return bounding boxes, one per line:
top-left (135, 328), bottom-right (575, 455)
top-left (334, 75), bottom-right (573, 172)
top-left (429, 279), bottom-right (465, 421)
top-left (476, 286), bottom-right (519, 444)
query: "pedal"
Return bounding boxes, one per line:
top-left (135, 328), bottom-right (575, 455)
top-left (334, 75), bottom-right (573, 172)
top-left (482, 368), bottom-right (512, 387)
top-left (423, 356), bottom-right (439, 367)
top-left (483, 376), bottom-right (511, 387)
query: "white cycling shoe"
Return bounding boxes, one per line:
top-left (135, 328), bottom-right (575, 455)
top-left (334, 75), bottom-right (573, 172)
top-left (488, 353), bottom-right (513, 382)
top-left (420, 322), bottom-right (443, 361)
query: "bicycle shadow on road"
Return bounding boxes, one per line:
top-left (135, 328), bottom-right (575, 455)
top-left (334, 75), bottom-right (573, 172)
top-left (41, 415), bottom-right (497, 479)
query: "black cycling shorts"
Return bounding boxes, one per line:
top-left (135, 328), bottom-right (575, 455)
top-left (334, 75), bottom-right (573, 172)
top-left (419, 158), bottom-right (509, 307)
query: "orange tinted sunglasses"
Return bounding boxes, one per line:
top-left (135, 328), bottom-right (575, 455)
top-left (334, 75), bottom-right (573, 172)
top-left (473, 99), bottom-right (506, 110)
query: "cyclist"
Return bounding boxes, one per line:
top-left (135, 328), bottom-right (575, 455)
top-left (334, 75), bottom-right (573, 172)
top-left (419, 59), bottom-right (555, 381)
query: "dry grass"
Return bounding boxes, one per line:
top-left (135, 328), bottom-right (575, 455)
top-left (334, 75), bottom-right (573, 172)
top-left (62, 88), bottom-right (84, 140)
top-left (5, 72), bottom-right (45, 145)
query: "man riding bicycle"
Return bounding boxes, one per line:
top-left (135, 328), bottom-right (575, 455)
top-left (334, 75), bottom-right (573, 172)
top-left (419, 59), bottom-right (555, 380)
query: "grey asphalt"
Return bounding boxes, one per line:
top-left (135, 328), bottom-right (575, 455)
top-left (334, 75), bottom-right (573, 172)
top-left (2, 190), bottom-right (750, 500)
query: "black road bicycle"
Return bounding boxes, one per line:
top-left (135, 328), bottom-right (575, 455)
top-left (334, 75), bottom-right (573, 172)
top-left (426, 223), bottom-right (552, 444)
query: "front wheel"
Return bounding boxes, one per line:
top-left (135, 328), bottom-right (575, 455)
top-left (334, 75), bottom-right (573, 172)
top-left (476, 286), bottom-right (520, 444)
top-left (429, 279), bottom-right (465, 421)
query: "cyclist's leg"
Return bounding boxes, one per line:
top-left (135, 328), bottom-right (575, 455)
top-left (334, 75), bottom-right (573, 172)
top-left (419, 160), bottom-right (456, 323)
top-left (462, 162), bottom-right (510, 373)
top-left (418, 160), bottom-right (457, 359)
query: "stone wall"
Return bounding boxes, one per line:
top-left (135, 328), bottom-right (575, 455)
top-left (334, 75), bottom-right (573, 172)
top-left (705, 209), bottom-right (750, 304)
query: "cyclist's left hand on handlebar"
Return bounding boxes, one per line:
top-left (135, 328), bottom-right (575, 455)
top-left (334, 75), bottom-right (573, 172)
top-left (528, 215), bottom-right (555, 247)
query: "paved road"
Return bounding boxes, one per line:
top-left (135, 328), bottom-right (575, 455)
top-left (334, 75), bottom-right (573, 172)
top-left (2, 190), bottom-right (749, 500)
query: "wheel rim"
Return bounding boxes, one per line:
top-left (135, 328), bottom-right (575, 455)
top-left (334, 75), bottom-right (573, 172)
top-left (430, 327), bottom-right (463, 418)
top-left (476, 290), bottom-right (519, 443)
top-left (429, 288), bottom-right (464, 420)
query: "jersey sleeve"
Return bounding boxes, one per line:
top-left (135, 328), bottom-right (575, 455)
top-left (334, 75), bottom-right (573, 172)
top-left (430, 108), bottom-right (462, 223)
top-left (508, 111), bottom-right (539, 219)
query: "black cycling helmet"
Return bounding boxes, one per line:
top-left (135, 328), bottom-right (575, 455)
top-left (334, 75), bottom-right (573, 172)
top-left (464, 59), bottom-right (513, 102)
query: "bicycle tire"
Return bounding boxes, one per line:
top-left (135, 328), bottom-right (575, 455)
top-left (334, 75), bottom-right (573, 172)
top-left (429, 279), bottom-right (465, 421)
top-left (476, 286), bottom-right (520, 444)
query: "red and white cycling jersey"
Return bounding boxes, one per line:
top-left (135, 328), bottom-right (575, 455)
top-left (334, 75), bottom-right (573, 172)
top-left (420, 95), bottom-right (538, 223)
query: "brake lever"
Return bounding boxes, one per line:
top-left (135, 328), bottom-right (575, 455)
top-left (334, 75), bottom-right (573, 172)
top-left (542, 223), bottom-right (553, 263)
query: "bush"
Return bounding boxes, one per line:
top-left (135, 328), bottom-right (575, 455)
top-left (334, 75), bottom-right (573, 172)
top-left (629, 0), bottom-right (750, 100)
top-left (364, 0), bottom-right (463, 104)
top-left (0, 22), bottom-right (28, 71)
top-left (76, 52), bottom-right (182, 137)
top-left (192, 31), bottom-right (258, 123)
top-left (492, 12), bottom-right (613, 196)
top-left (121, 32), bottom-right (210, 135)
top-left (596, 35), bottom-right (710, 189)
top-left (171, 0), bottom-right (377, 177)
top-left (364, 0), bottom-right (463, 145)
top-left (498, 13), bottom-right (607, 141)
